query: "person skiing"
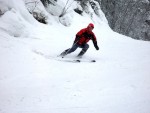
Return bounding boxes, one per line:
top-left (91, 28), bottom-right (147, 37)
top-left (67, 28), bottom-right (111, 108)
top-left (60, 23), bottom-right (99, 58)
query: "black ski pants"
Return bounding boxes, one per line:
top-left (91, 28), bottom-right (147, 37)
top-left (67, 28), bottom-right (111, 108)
top-left (64, 43), bottom-right (89, 55)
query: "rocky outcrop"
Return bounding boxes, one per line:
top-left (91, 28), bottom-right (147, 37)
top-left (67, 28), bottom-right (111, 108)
top-left (100, 0), bottom-right (150, 40)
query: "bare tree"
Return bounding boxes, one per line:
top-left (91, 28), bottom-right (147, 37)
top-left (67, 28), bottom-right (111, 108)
top-left (25, 0), bottom-right (47, 24)
top-left (40, 0), bottom-right (56, 6)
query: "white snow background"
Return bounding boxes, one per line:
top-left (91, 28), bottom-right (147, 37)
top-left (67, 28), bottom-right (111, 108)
top-left (0, 0), bottom-right (150, 113)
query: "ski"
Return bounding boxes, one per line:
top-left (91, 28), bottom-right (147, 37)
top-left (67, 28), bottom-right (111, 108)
top-left (73, 59), bottom-right (96, 63)
top-left (57, 59), bottom-right (96, 63)
top-left (60, 55), bottom-right (96, 63)
top-left (33, 50), bottom-right (96, 63)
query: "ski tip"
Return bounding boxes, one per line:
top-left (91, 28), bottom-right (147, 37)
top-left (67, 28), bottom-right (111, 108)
top-left (91, 60), bottom-right (96, 62)
top-left (75, 60), bottom-right (81, 62)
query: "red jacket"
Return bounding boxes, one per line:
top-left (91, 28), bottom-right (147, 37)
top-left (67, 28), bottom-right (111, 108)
top-left (74, 28), bottom-right (97, 45)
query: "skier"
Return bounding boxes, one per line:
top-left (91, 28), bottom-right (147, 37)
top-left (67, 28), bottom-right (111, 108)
top-left (60, 23), bottom-right (99, 58)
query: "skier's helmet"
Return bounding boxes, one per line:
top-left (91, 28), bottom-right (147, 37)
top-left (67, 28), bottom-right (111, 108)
top-left (88, 23), bottom-right (94, 29)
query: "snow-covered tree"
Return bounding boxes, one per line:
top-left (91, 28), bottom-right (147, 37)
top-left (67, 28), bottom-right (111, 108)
top-left (40, 0), bottom-right (56, 6)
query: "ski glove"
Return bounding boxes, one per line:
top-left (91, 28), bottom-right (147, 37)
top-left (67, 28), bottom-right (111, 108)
top-left (76, 35), bottom-right (81, 40)
top-left (94, 41), bottom-right (99, 50)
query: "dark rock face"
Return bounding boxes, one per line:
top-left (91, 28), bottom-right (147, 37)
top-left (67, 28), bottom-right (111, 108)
top-left (100, 0), bottom-right (150, 40)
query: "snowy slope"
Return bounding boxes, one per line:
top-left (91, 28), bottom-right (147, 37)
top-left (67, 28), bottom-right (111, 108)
top-left (0, 0), bottom-right (150, 113)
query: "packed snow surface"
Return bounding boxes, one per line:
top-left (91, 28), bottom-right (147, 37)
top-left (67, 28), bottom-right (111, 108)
top-left (0, 0), bottom-right (150, 113)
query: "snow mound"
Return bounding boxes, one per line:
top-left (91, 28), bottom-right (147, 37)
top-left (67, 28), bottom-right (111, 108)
top-left (0, 9), bottom-right (32, 37)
